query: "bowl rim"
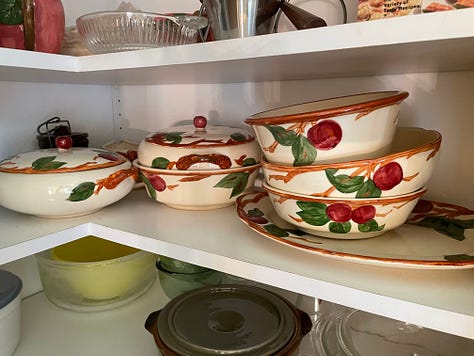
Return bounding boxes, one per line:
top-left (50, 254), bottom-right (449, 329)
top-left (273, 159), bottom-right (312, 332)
top-left (260, 127), bottom-right (441, 172)
top-left (245, 90), bottom-right (409, 125)
top-left (262, 179), bottom-right (427, 203)
top-left (76, 11), bottom-right (208, 29)
top-left (35, 246), bottom-right (154, 267)
top-left (134, 159), bottom-right (261, 175)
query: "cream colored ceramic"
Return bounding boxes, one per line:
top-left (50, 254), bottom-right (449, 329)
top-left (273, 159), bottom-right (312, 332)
top-left (138, 116), bottom-right (260, 170)
top-left (262, 181), bottom-right (426, 239)
top-left (135, 160), bottom-right (260, 210)
top-left (0, 147), bottom-right (137, 218)
top-left (245, 91), bottom-right (409, 166)
top-left (262, 127), bottom-right (441, 198)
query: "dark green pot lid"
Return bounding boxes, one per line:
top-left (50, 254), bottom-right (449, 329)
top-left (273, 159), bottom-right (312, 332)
top-left (0, 270), bottom-right (22, 309)
top-left (157, 284), bottom-right (298, 355)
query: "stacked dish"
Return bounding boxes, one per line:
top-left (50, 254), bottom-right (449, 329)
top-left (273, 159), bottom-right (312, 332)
top-left (246, 91), bottom-right (440, 239)
top-left (156, 257), bottom-right (222, 299)
top-left (311, 308), bottom-right (474, 355)
top-left (135, 116), bottom-right (261, 210)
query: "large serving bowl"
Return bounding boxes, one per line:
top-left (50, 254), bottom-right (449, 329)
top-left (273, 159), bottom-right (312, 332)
top-left (262, 180), bottom-right (426, 239)
top-left (36, 236), bottom-right (157, 311)
top-left (262, 127), bottom-right (441, 198)
top-left (76, 11), bottom-right (208, 54)
top-left (138, 116), bottom-right (260, 170)
top-left (135, 160), bottom-right (260, 210)
top-left (0, 141), bottom-right (137, 218)
top-left (245, 91), bottom-right (409, 166)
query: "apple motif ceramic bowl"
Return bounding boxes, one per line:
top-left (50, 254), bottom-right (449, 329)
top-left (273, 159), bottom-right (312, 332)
top-left (262, 127), bottom-right (441, 198)
top-left (138, 116), bottom-right (260, 170)
top-left (262, 180), bottom-right (426, 239)
top-left (0, 137), bottom-right (137, 218)
top-left (245, 91), bottom-right (409, 166)
top-left (135, 160), bottom-right (260, 210)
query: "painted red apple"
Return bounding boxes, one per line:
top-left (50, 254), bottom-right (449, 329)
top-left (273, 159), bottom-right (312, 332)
top-left (307, 120), bottom-right (342, 150)
top-left (149, 174), bottom-right (166, 192)
top-left (326, 203), bottom-right (352, 222)
top-left (352, 205), bottom-right (376, 224)
top-left (373, 162), bottom-right (403, 191)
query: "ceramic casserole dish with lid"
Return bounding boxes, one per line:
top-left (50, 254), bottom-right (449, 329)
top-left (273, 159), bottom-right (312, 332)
top-left (0, 136), bottom-right (137, 218)
top-left (137, 116), bottom-right (260, 170)
top-left (0, 270), bottom-right (23, 356)
top-left (145, 284), bottom-right (312, 355)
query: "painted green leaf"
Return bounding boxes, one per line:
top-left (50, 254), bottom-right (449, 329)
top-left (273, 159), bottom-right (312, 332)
top-left (230, 132), bottom-right (246, 142)
top-left (242, 158), bottom-right (257, 166)
top-left (151, 157), bottom-right (170, 169)
top-left (358, 219), bottom-right (385, 232)
top-left (140, 172), bottom-right (157, 200)
top-left (165, 132), bottom-right (185, 144)
top-left (32, 156), bottom-right (67, 171)
top-left (67, 182), bottom-right (95, 202)
top-left (214, 172), bottom-right (249, 198)
top-left (0, 0), bottom-right (23, 25)
top-left (409, 216), bottom-right (472, 241)
top-left (265, 125), bottom-right (298, 146)
top-left (329, 221), bottom-right (351, 233)
top-left (286, 229), bottom-right (307, 236)
top-left (325, 169), bottom-right (365, 194)
top-left (264, 224), bottom-right (289, 237)
top-left (248, 208), bottom-right (264, 217)
top-left (292, 135), bottom-right (317, 166)
top-left (355, 179), bottom-right (382, 198)
top-left (296, 201), bottom-right (330, 226)
top-left (444, 254), bottom-right (474, 262)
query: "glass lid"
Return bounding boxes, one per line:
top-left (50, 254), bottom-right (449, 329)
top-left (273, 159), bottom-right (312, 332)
top-left (157, 285), bottom-right (298, 355)
top-left (337, 309), bottom-right (474, 356)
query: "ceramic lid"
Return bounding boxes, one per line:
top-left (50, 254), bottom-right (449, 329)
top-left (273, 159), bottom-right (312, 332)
top-left (138, 116), bottom-right (259, 170)
top-left (145, 116), bottom-right (255, 150)
top-left (0, 146), bottom-right (128, 174)
top-left (0, 270), bottom-right (22, 309)
top-left (156, 284), bottom-right (298, 355)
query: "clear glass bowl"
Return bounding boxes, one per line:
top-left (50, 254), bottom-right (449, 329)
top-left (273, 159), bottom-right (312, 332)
top-left (76, 11), bottom-right (208, 54)
top-left (36, 236), bottom-right (157, 312)
top-left (156, 261), bottom-right (222, 300)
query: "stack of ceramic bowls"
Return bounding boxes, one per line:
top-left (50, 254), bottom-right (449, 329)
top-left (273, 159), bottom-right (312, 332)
top-left (135, 115), bottom-right (261, 210)
top-left (246, 91), bottom-right (441, 239)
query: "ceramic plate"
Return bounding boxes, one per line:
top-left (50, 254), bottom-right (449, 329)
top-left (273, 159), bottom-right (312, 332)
top-left (236, 191), bottom-right (474, 269)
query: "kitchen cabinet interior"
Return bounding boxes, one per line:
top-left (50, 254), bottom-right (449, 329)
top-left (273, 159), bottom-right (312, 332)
top-left (0, 0), bottom-right (473, 354)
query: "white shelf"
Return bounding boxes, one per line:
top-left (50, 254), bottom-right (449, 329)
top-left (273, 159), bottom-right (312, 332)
top-left (1, 10), bottom-right (473, 85)
top-left (2, 190), bottom-right (474, 340)
top-left (14, 271), bottom-right (315, 356)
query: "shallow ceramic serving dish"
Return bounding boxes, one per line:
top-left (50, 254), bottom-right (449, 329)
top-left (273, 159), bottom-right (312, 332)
top-left (76, 11), bottom-right (208, 54)
top-left (245, 91), bottom-right (408, 166)
top-left (156, 261), bottom-right (222, 299)
top-left (145, 285), bottom-right (312, 355)
top-left (263, 180), bottom-right (426, 239)
top-left (36, 236), bottom-right (157, 312)
top-left (262, 127), bottom-right (441, 198)
top-left (0, 138), bottom-right (137, 218)
top-left (135, 160), bottom-right (260, 210)
top-left (138, 116), bottom-right (260, 170)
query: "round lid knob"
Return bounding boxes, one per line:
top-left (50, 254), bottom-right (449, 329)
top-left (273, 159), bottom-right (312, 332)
top-left (193, 116), bottom-right (207, 131)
